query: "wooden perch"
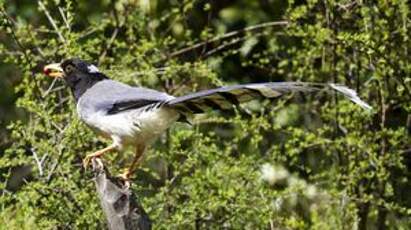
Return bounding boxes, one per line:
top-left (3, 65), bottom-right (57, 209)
top-left (92, 159), bottom-right (152, 230)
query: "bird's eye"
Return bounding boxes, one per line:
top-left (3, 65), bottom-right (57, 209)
top-left (65, 64), bottom-right (75, 73)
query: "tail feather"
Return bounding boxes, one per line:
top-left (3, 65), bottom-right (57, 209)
top-left (166, 82), bottom-right (372, 114)
top-left (328, 83), bottom-right (373, 110)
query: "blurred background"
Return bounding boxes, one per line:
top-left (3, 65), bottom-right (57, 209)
top-left (0, 0), bottom-right (410, 229)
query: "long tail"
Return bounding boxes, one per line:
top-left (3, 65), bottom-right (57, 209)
top-left (166, 82), bottom-right (372, 114)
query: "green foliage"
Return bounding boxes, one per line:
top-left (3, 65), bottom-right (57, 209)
top-left (0, 0), bottom-right (410, 229)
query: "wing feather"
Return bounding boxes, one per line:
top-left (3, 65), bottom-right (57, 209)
top-left (79, 80), bottom-right (174, 115)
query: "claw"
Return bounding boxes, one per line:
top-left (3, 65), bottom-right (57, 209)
top-left (118, 169), bottom-right (131, 180)
top-left (82, 144), bottom-right (116, 170)
top-left (123, 179), bottom-right (131, 188)
top-left (83, 156), bottom-right (91, 169)
top-left (117, 169), bottom-right (132, 188)
top-left (92, 157), bottom-right (104, 170)
top-left (83, 154), bottom-right (101, 169)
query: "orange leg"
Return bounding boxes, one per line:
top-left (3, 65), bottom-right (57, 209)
top-left (118, 145), bottom-right (145, 181)
top-left (83, 144), bottom-right (117, 169)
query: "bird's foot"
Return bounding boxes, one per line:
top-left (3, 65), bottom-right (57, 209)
top-left (117, 169), bottom-right (132, 188)
top-left (83, 153), bottom-right (103, 169)
top-left (92, 157), bottom-right (104, 170)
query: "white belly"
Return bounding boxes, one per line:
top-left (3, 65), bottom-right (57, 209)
top-left (80, 107), bottom-right (179, 148)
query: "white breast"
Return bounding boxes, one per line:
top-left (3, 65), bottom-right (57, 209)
top-left (77, 102), bottom-right (179, 148)
top-left (130, 106), bottom-right (180, 145)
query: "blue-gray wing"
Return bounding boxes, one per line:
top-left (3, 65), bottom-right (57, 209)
top-left (78, 80), bottom-right (174, 115)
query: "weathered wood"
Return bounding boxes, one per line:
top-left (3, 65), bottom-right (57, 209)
top-left (92, 159), bottom-right (151, 230)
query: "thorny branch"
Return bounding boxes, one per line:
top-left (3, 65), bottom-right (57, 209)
top-left (0, 8), bottom-right (33, 66)
top-left (202, 32), bottom-right (266, 59)
top-left (38, 1), bottom-right (66, 43)
top-left (168, 20), bottom-right (289, 58)
top-left (98, 0), bottom-right (123, 65)
top-left (30, 148), bottom-right (46, 177)
top-left (98, 28), bottom-right (119, 65)
top-left (58, 6), bottom-right (70, 31)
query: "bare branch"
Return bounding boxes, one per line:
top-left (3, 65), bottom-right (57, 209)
top-left (0, 8), bottom-right (33, 66)
top-left (98, 28), bottom-right (119, 65)
top-left (38, 1), bottom-right (66, 43)
top-left (202, 32), bottom-right (267, 59)
top-left (31, 148), bottom-right (45, 176)
top-left (58, 6), bottom-right (70, 31)
top-left (129, 67), bottom-right (169, 77)
top-left (46, 145), bottom-right (64, 183)
top-left (42, 77), bottom-right (59, 98)
top-left (168, 20), bottom-right (289, 58)
top-left (78, 27), bottom-right (98, 40)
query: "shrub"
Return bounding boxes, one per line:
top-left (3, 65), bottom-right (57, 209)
top-left (0, 0), bottom-right (409, 228)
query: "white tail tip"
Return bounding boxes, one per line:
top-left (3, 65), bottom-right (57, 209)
top-left (329, 84), bottom-right (373, 111)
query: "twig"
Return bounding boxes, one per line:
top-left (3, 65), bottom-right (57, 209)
top-left (200, 8), bottom-right (212, 58)
top-left (110, 0), bottom-right (120, 27)
top-left (50, 120), bottom-right (66, 133)
top-left (78, 27), bottom-right (98, 40)
top-left (46, 145), bottom-right (64, 183)
top-left (54, 96), bottom-right (71, 108)
top-left (47, 85), bottom-right (67, 95)
top-left (35, 46), bottom-right (46, 59)
top-left (337, 1), bottom-right (358, 11)
top-left (0, 50), bottom-right (22, 56)
top-left (42, 77), bottom-right (59, 98)
top-left (203, 36), bottom-right (243, 58)
top-left (38, 1), bottom-right (66, 43)
top-left (98, 0), bottom-right (122, 65)
top-left (129, 67), bottom-right (169, 77)
top-left (33, 28), bottom-right (57, 34)
top-left (0, 8), bottom-right (32, 66)
top-left (58, 6), bottom-right (70, 31)
top-left (31, 148), bottom-right (44, 176)
top-left (168, 20), bottom-right (289, 58)
top-left (202, 32), bottom-right (266, 59)
top-left (98, 28), bottom-right (119, 65)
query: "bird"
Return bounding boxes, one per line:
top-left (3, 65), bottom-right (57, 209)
top-left (43, 58), bottom-right (372, 182)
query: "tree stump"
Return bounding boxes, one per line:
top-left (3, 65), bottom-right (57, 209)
top-left (92, 159), bottom-right (152, 230)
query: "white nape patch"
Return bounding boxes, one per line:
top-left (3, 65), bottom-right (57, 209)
top-left (87, 64), bottom-right (100, 73)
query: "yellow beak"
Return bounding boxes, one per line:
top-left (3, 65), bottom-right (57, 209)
top-left (43, 63), bottom-right (64, 78)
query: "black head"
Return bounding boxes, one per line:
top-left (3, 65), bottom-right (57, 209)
top-left (44, 58), bottom-right (109, 101)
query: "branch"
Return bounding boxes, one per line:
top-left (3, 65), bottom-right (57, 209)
top-left (38, 1), bottom-right (66, 43)
top-left (91, 159), bottom-right (152, 230)
top-left (0, 8), bottom-right (33, 66)
top-left (407, 114), bottom-right (411, 135)
top-left (98, 28), bottom-right (119, 65)
top-left (30, 148), bottom-right (45, 176)
top-left (58, 6), bottom-right (70, 31)
top-left (201, 32), bottom-right (268, 59)
top-left (168, 20), bottom-right (289, 58)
